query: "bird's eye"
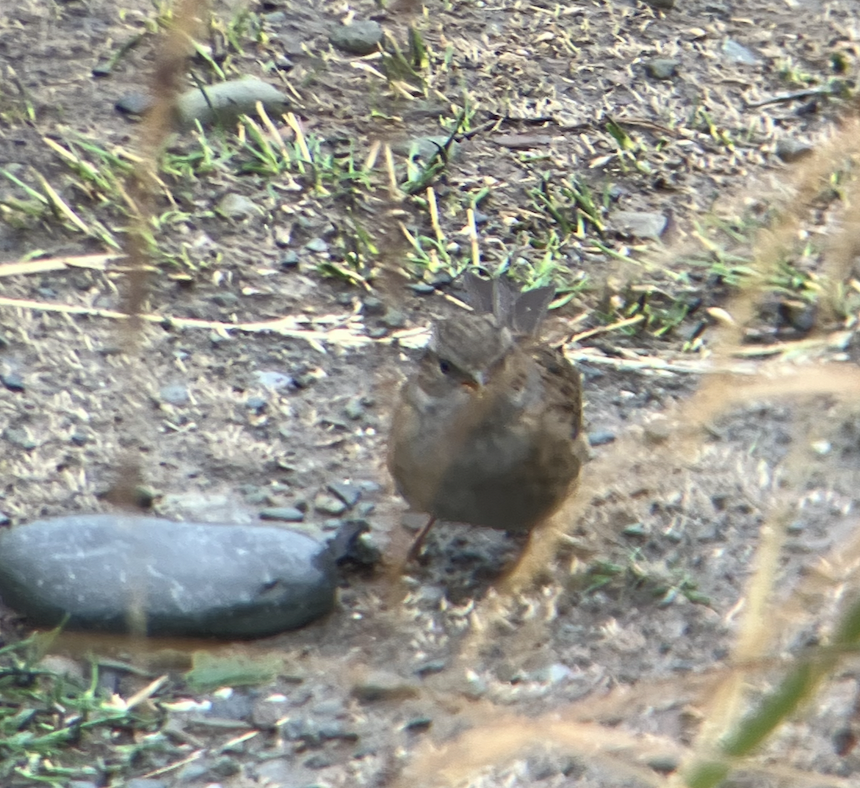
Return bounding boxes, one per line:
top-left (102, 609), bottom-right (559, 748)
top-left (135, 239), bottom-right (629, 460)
top-left (438, 359), bottom-right (452, 375)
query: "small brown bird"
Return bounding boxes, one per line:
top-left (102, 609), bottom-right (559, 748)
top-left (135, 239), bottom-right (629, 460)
top-left (388, 273), bottom-right (587, 560)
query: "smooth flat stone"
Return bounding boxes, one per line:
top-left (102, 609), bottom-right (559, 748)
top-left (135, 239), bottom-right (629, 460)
top-left (176, 78), bottom-right (287, 129)
top-left (0, 515), bottom-right (336, 638)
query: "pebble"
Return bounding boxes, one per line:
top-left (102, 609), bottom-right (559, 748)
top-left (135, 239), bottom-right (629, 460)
top-left (4, 426), bottom-right (36, 450)
top-left (409, 283), bottom-right (436, 295)
top-left (329, 21), bottom-right (383, 55)
top-left (176, 78), bottom-right (287, 129)
top-left (381, 308), bottom-right (406, 329)
top-left (254, 370), bottom-right (292, 389)
top-left (125, 780), bottom-right (169, 788)
top-left (246, 395), bottom-right (268, 411)
top-left (360, 296), bottom-right (386, 316)
top-left (218, 193), bottom-right (258, 220)
top-left (343, 398), bottom-right (365, 420)
top-left (352, 671), bottom-right (419, 702)
top-left (259, 507), bottom-right (305, 523)
top-left (403, 716), bottom-right (432, 732)
top-left (327, 482), bottom-right (361, 508)
top-left (722, 39), bottom-right (759, 65)
top-left (644, 58), bottom-right (678, 80)
top-left (280, 251), bottom-right (299, 269)
top-left (159, 383), bottom-right (189, 406)
top-left (252, 694), bottom-right (291, 729)
top-left (313, 493), bottom-right (347, 516)
top-left (1, 371), bottom-right (24, 392)
top-left (115, 92), bottom-right (153, 116)
top-left (304, 237), bottom-right (328, 253)
top-left (0, 515), bottom-right (336, 638)
top-left (776, 138), bottom-right (814, 163)
top-left (643, 418), bottom-right (672, 445)
top-left (612, 210), bottom-right (667, 240)
top-left (588, 430), bottom-right (616, 447)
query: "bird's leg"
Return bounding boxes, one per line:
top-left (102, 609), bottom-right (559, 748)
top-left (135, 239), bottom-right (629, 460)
top-left (406, 516), bottom-right (437, 562)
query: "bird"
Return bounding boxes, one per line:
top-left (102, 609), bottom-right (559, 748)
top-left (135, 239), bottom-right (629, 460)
top-left (387, 272), bottom-right (587, 561)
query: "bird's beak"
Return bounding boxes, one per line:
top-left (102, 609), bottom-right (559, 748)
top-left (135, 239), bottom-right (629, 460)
top-left (461, 371), bottom-right (485, 393)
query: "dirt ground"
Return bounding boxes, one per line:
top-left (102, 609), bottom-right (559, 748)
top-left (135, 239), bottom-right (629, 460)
top-left (1, 0), bottom-right (860, 786)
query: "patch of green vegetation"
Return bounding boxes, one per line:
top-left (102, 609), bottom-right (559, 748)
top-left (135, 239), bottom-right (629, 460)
top-left (579, 553), bottom-right (711, 607)
top-left (0, 632), bottom-right (166, 787)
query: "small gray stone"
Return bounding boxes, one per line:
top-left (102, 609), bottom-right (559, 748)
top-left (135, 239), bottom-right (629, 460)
top-left (126, 780), bottom-right (169, 788)
top-left (281, 251), bottom-right (299, 269)
top-left (403, 716), bottom-right (432, 732)
top-left (0, 515), bottom-right (336, 638)
top-left (392, 135), bottom-right (460, 162)
top-left (361, 296), bottom-right (385, 316)
top-left (588, 430), bottom-right (616, 447)
top-left (343, 398), bottom-right (365, 420)
top-left (246, 395), bottom-right (268, 411)
top-left (643, 418), bottom-right (672, 445)
top-left (159, 383), bottom-right (189, 406)
top-left (612, 210), bottom-right (667, 240)
top-left (1, 371), bottom-right (24, 392)
top-left (409, 282), bottom-right (436, 295)
top-left (776, 138), bottom-right (813, 163)
top-left (209, 692), bottom-right (253, 721)
top-left (645, 0), bottom-right (674, 8)
top-left (177, 78), bottom-right (287, 129)
top-left (260, 507), bottom-right (305, 523)
top-left (211, 292), bottom-right (239, 308)
top-left (254, 370), bottom-right (292, 389)
top-left (644, 58), bottom-right (678, 80)
top-left (381, 308), bottom-right (406, 329)
top-left (352, 671), bottom-right (419, 702)
top-left (218, 193), bottom-right (259, 220)
top-left (263, 11), bottom-right (287, 24)
top-left (722, 39), bottom-right (758, 65)
top-left (314, 493), bottom-right (347, 516)
top-left (115, 92), bottom-right (153, 116)
top-left (177, 761), bottom-right (210, 782)
top-left (304, 237), bottom-right (328, 253)
top-left (3, 426), bottom-right (36, 450)
top-left (252, 695), bottom-right (291, 729)
top-left (329, 21), bottom-right (383, 55)
top-left (327, 482), bottom-right (361, 508)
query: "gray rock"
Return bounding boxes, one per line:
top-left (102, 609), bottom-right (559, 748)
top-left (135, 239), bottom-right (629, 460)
top-left (3, 426), bottom-right (36, 450)
top-left (361, 296), bottom-right (386, 316)
top-left (380, 308), bottom-right (406, 329)
top-left (218, 193), bottom-right (259, 220)
top-left (159, 383), bottom-right (189, 406)
top-left (352, 670), bottom-right (419, 702)
top-left (644, 58), bottom-right (678, 80)
top-left (115, 92), bottom-right (153, 116)
top-left (126, 780), bottom-right (169, 788)
top-left (313, 494), bottom-right (347, 517)
top-left (391, 135), bottom-right (460, 162)
top-left (343, 398), bottom-right (365, 420)
top-left (254, 370), bottom-right (292, 389)
top-left (327, 482), bottom-right (361, 508)
top-left (588, 430), bottom-right (616, 447)
top-left (176, 78), bottom-right (287, 129)
top-left (304, 237), bottom-right (328, 253)
top-left (645, 0), bottom-right (674, 8)
top-left (722, 39), bottom-right (758, 65)
top-left (260, 507), bottom-right (305, 523)
top-left (611, 210), bottom-right (667, 240)
top-left (329, 21), bottom-right (383, 55)
top-left (0, 515), bottom-right (336, 638)
top-left (1, 371), bottom-right (24, 392)
top-left (775, 138), bottom-right (813, 163)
